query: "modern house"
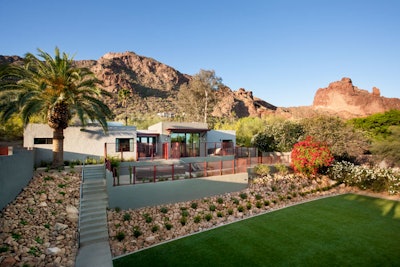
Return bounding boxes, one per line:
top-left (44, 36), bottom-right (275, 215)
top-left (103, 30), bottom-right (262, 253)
top-left (24, 122), bottom-right (236, 165)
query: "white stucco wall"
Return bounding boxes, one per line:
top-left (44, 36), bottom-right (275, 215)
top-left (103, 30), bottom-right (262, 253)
top-left (206, 130), bottom-right (236, 146)
top-left (24, 124), bottom-right (137, 164)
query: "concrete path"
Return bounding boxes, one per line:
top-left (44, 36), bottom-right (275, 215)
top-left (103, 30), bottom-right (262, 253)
top-left (107, 172), bottom-right (249, 210)
top-left (75, 165), bottom-right (113, 267)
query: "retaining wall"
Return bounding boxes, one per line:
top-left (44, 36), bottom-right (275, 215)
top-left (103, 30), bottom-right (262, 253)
top-left (0, 149), bottom-right (34, 210)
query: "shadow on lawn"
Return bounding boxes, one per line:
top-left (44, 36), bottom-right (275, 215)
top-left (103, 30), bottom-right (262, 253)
top-left (343, 193), bottom-right (400, 220)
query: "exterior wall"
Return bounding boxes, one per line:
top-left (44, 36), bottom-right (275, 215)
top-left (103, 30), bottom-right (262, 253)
top-left (24, 124), bottom-right (137, 165)
top-left (206, 130), bottom-right (236, 146)
top-left (0, 149), bottom-right (34, 210)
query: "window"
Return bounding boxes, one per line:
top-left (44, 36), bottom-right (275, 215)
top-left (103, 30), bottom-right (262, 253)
top-left (34, 138), bottom-right (53, 144)
top-left (116, 138), bottom-right (134, 152)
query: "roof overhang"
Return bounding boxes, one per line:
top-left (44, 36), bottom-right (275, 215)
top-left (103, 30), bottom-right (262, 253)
top-left (166, 128), bottom-right (209, 134)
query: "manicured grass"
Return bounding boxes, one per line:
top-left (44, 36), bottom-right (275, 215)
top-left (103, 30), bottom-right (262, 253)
top-left (113, 194), bottom-right (400, 267)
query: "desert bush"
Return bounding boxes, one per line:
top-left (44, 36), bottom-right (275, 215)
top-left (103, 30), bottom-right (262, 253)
top-left (291, 136), bottom-right (334, 175)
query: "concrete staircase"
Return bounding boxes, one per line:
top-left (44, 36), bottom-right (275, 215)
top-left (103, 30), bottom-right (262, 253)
top-left (79, 165), bottom-right (109, 246)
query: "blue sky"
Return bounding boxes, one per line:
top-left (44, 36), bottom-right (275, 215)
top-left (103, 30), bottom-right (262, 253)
top-left (1, 0), bottom-right (399, 107)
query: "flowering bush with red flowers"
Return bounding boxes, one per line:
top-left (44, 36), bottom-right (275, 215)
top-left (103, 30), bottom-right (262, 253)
top-left (291, 136), bottom-right (334, 176)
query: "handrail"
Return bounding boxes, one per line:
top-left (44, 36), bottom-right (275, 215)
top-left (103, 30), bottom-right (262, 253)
top-left (77, 158), bottom-right (86, 248)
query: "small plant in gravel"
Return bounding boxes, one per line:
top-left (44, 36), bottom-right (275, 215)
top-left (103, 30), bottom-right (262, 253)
top-left (160, 207), bottom-right (168, 214)
top-left (12, 232), bottom-right (21, 240)
top-left (204, 213), bottom-right (213, 221)
top-left (180, 216), bottom-right (187, 226)
top-left (28, 246), bottom-right (40, 256)
top-left (209, 204), bottom-right (216, 211)
top-left (143, 213), bottom-right (153, 223)
top-left (255, 194), bottom-right (262, 200)
top-left (151, 225), bottom-right (159, 233)
top-left (217, 197), bottom-right (224, 204)
top-left (191, 202), bottom-right (198, 209)
top-left (123, 213), bottom-right (131, 221)
top-left (232, 198), bottom-right (239, 205)
top-left (133, 226), bottom-right (142, 238)
top-left (240, 193), bottom-right (248, 199)
top-left (0, 245), bottom-right (9, 253)
top-left (116, 231), bottom-right (125, 241)
top-left (246, 202), bottom-right (252, 210)
top-left (114, 207), bottom-right (121, 213)
top-left (44, 223), bottom-right (50, 229)
top-left (58, 183), bottom-right (66, 188)
top-left (217, 211), bottom-right (223, 217)
top-left (237, 206), bottom-right (244, 212)
top-left (43, 176), bottom-right (54, 181)
top-left (227, 208), bottom-right (234, 215)
top-left (181, 209), bottom-right (190, 217)
top-left (20, 219), bottom-right (28, 225)
top-left (256, 201), bottom-right (262, 209)
top-left (34, 236), bottom-right (44, 244)
top-left (194, 215), bottom-right (201, 223)
top-left (165, 222), bottom-right (173, 230)
top-left (264, 200), bottom-right (270, 206)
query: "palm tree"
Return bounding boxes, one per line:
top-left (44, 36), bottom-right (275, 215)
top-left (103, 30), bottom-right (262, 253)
top-left (0, 47), bottom-right (114, 167)
top-left (118, 88), bottom-right (131, 126)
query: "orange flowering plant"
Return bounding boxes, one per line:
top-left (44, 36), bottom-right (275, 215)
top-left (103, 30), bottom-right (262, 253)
top-left (291, 136), bottom-right (334, 176)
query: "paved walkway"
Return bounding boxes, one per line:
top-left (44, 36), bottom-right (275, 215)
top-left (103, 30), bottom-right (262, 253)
top-left (107, 173), bottom-right (249, 210)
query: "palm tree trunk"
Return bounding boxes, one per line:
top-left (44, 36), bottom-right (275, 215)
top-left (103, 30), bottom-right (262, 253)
top-left (52, 128), bottom-right (64, 168)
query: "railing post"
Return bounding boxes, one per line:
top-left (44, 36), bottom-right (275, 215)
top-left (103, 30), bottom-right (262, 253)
top-left (189, 163), bottom-right (192, 178)
top-left (133, 166), bottom-right (136, 184)
top-left (171, 164), bottom-right (174, 181)
top-left (220, 160), bottom-right (222, 176)
top-left (153, 165), bottom-right (156, 183)
top-left (129, 166), bottom-right (132, 184)
top-left (204, 161), bottom-right (207, 177)
top-left (232, 159), bottom-right (235, 174)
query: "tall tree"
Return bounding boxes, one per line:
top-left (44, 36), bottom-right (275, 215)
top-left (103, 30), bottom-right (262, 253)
top-left (118, 88), bottom-right (132, 126)
top-left (0, 48), bottom-right (113, 167)
top-left (177, 69), bottom-right (222, 123)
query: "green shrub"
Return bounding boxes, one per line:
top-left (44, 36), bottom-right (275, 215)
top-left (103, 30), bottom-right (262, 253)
top-left (246, 202), bottom-right (252, 210)
top-left (115, 207), bottom-right (121, 213)
top-left (143, 213), bottom-right (153, 223)
top-left (160, 207), bottom-right (168, 214)
top-left (232, 198), bottom-right (239, 205)
top-left (0, 245), bottom-right (9, 253)
top-left (194, 215), bottom-right (201, 223)
top-left (264, 200), bottom-right (270, 206)
top-left (275, 163), bottom-right (289, 175)
top-left (151, 225), bottom-right (159, 233)
top-left (133, 226), bottom-right (142, 238)
top-left (181, 210), bottom-right (190, 217)
top-left (180, 217), bottom-right (187, 226)
top-left (256, 201), bottom-right (262, 208)
top-left (227, 208), bottom-right (234, 215)
top-left (123, 213), bottom-right (131, 221)
top-left (254, 164), bottom-right (271, 177)
top-left (217, 197), bottom-right (224, 204)
top-left (217, 211), bottom-right (223, 217)
top-left (255, 194), bottom-right (262, 200)
top-left (237, 206), bottom-right (244, 212)
top-left (204, 213), bottom-right (212, 221)
top-left (116, 232), bottom-right (125, 241)
top-left (239, 193), bottom-right (247, 199)
top-left (165, 223), bottom-right (173, 230)
top-left (209, 204), bottom-right (216, 211)
top-left (191, 202), bottom-right (198, 209)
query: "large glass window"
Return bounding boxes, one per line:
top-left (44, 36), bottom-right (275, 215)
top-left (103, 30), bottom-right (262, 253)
top-left (116, 138), bottom-right (134, 152)
top-left (170, 132), bottom-right (200, 157)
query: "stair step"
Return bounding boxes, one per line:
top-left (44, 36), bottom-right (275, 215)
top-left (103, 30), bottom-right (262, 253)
top-left (81, 200), bottom-right (108, 209)
top-left (80, 221), bottom-right (108, 232)
top-left (82, 192), bottom-right (108, 201)
top-left (79, 233), bottom-right (109, 247)
top-left (80, 215), bottom-right (107, 225)
top-left (80, 227), bottom-right (108, 238)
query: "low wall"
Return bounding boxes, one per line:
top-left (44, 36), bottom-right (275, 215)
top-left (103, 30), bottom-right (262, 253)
top-left (0, 149), bottom-right (34, 210)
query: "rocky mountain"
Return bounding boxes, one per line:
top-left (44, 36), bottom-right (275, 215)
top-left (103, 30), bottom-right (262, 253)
top-left (312, 77), bottom-right (400, 118)
top-left (1, 53), bottom-right (399, 121)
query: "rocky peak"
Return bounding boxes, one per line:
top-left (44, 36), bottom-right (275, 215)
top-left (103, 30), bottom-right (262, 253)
top-left (313, 77), bottom-right (400, 117)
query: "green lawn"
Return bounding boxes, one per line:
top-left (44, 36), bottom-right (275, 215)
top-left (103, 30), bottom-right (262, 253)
top-left (113, 194), bottom-right (400, 267)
